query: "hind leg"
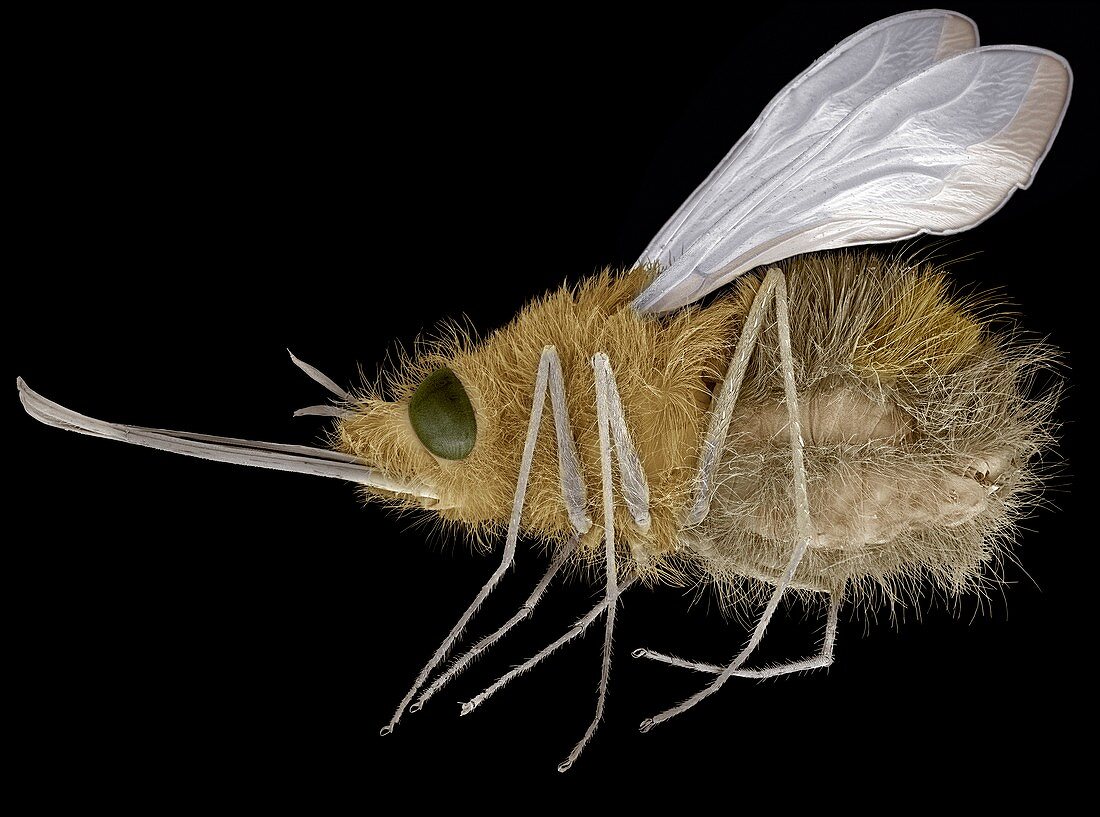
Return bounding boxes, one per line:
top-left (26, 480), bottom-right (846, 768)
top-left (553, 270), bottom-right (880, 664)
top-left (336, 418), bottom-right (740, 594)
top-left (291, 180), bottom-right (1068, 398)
top-left (684, 268), bottom-right (781, 527)
top-left (633, 592), bottom-right (839, 678)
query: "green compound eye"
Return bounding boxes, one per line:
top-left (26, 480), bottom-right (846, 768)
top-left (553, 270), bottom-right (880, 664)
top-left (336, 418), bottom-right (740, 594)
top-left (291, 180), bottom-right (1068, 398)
top-left (408, 367), bottom-right (477, 460)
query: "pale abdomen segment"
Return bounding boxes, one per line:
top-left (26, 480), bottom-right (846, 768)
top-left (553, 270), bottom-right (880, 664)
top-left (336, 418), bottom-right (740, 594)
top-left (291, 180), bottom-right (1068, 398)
top-left (691, 252), bottom-right (1055, 609)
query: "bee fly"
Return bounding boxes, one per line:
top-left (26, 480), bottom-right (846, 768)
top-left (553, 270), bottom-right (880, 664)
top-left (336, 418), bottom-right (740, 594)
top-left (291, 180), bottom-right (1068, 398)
top-left (18, 9), bottom-right (1071, 770)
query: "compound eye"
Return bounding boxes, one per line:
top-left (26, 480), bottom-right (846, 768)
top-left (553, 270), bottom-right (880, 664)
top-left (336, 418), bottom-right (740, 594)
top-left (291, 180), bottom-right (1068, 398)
top-left (408, 367), bottom-right (477, 460)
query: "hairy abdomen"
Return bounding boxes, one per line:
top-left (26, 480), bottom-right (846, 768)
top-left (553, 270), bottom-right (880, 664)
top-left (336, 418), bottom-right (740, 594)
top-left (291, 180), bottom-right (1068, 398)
top-left (688, 252), bottom-right (1056, 611)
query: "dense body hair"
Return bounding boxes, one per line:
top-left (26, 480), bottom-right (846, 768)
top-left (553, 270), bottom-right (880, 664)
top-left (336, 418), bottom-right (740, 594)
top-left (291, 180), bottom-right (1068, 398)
top-left (337, 251), bottom-right (1056, 613)
top-left (338, 265), bottom-right (738, 569)
top-left (693, 254), bottom-right (1057, 614)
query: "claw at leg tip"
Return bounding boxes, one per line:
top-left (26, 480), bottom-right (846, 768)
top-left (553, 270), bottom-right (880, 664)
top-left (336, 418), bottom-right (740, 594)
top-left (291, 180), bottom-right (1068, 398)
top-left (631, 648), bottom-right (647, 658)
top-left (379, 725), bottom-right (394, 737)
top-left (409, 701), bottom-right (422, 713)
top-left (460, 701), bottom-right (475, 716)
top-left (639, 718), bottom-right (655, 734)
top-left (557, 760), bottom-right (573, 774)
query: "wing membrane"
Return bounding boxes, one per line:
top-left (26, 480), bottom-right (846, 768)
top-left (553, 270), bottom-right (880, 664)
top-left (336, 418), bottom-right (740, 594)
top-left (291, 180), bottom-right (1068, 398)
top-left (638, 10), bottom-right (979, 273)
top-left (633, 46), bottom-right (1071, 313)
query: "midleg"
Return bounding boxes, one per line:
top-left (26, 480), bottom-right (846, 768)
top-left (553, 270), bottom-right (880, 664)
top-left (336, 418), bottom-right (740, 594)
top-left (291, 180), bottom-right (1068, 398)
top-left (640, 268), bottom-right (819, 732)
top-left (451, 351), bottom-right (649, 769)
top-left (557, 353), bottom-right (629, 772)
top-left (460, 576), bottom-right (638, 716)
top-left (411, 535), bottom-right (579, 712)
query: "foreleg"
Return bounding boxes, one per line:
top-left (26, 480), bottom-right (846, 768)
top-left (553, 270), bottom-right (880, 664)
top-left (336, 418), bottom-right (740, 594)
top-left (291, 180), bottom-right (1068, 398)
top-left (403, 346), bottom-right (592, 714)
top-left (459, 576), bottom-right (638, 716)
top-left (381, 346), bottom-right (561, 735)
top-left (410, 535), bottom-right (578, 712)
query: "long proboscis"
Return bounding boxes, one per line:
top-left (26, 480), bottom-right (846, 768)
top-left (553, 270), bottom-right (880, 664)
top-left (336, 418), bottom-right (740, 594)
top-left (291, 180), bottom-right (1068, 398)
top-left (16, 377), bottom-right (438, 500)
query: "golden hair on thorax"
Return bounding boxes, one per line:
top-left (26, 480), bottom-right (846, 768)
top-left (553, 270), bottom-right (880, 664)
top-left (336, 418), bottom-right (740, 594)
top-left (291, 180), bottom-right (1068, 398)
top-left (338, 264), bottom-right (740, 568)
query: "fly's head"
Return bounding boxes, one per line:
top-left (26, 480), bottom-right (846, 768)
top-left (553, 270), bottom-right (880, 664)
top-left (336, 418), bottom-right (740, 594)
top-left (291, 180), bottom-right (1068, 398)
top-left (335, 320), bottom-right (549, 535)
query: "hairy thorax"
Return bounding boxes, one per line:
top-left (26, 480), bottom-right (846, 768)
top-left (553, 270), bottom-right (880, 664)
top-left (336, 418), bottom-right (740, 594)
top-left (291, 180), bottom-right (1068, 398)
top-left (336, 266), bottom-right (743, 568)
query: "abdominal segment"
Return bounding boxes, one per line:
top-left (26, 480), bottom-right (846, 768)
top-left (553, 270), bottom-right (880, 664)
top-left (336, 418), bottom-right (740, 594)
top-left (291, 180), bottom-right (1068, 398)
top-left (689, 252), bottom-right (1056, 611)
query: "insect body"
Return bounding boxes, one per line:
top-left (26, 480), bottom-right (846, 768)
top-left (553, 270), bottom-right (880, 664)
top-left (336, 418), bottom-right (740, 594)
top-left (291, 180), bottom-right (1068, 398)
top-left (18, 10), bottom-right (1071, 770)
top-left (340, 253), bottom-right (1046, 599)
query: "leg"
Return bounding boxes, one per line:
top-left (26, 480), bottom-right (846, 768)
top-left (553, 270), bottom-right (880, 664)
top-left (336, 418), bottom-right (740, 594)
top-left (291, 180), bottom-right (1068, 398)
top-left (601, 356), bottom-right (651, 533)
top-left (547, 347), bottom-right (593, 535)
top-left (381, 347), bottom-right (552, 735)
top-left (457, 353), bottom-right (646, 771)
top-left (557, 353), bottom-right (626, 772)
top-left (633, 592), bottom-right (839, 678)
top-left (381, 346), bottom-right (590, 733)
top-left (685, 270), bottom-right (781, 527)
top-left (640, 269), bottom-right (818, 732)
top-left (460, 576), bottom-right (638, 716)
top-left (410, 535), bottom-right (579, 712)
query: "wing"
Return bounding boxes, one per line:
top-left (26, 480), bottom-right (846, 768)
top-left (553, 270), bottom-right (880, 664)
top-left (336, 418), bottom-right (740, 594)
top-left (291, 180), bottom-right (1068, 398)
top-left (633, 46), bottom-right (1071, 313)
top-left (637, 10), bottom-right (979, 277)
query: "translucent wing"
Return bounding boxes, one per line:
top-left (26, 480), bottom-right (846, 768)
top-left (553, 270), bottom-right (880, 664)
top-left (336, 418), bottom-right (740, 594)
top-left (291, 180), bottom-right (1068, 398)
top-left (637, 9), bottom-right (979, 279)
top-left (633, 39), bottom-right (1072, 314)
top-left (634, 46), bottom-right (1071, 313)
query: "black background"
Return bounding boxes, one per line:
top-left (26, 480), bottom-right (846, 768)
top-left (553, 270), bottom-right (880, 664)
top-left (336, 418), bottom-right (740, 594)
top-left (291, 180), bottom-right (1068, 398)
top-left (12, 1), bottom-right (1096, 805)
